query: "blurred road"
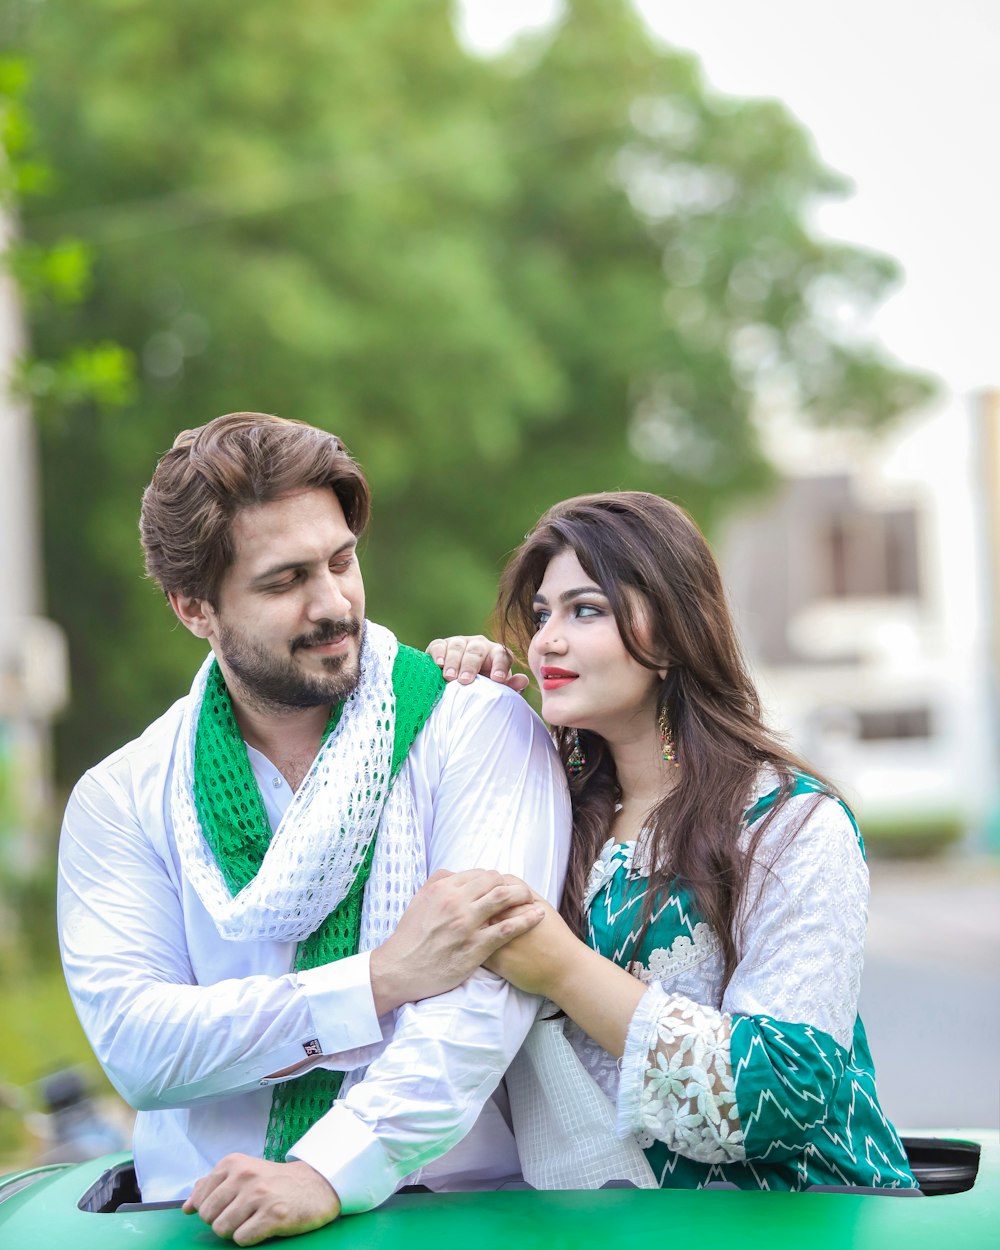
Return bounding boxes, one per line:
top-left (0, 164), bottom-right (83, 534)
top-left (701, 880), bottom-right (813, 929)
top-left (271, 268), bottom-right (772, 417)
top-left (860, 854), bottom-right (1000, 1132)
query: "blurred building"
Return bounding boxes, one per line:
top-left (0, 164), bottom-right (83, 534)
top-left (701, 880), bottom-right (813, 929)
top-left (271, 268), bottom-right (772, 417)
top-left (719, 391), bottom-right (1000, 850)
top-left (0, 210), bottom-right (68, 874)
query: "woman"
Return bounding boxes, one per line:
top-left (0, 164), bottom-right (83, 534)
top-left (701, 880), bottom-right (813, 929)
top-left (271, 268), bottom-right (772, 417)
top-left (430, 491), bottom-right (916, 1192)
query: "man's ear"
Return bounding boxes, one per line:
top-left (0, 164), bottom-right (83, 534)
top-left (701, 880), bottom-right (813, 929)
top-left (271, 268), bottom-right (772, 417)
top-left (168, 591), bottom-right (216, 640)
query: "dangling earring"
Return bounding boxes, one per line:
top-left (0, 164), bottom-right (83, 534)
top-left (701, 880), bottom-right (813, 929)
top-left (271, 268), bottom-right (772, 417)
top-left (658, 707), bottom-right (678, 765)
top-left (567, 729), bottom-right (585, 777)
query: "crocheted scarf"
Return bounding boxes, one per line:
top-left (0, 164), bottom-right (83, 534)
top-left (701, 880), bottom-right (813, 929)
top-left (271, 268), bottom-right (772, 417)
top-left (183, 625), bottom-right (444, 1160)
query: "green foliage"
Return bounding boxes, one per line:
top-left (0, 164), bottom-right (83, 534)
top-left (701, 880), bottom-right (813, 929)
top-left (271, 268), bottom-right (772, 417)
top-left (11, 0), bottom-right (936, 781)
top-left (0, 969), bottom-right (92, 1082)
top-left (19, 341), bottom-right (135, 408)
top-left (0, 965), bottom-right (115, 1166)
top-left (1, 52), bottom-right (136, 424)
top-left (8, 238), bottom-right (90, 304)
top-left (861, 810), bottom-right (965, 859)
top-left (0, 56), bottom-right (50, 200)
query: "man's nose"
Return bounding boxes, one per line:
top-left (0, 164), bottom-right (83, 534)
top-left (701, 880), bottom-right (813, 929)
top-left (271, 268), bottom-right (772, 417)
top-left (308, 571), bottom-right (352, 619)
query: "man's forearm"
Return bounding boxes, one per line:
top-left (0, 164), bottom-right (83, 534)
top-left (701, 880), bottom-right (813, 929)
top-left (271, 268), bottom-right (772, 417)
top-left (289, 970), bottom-right (540, 1212)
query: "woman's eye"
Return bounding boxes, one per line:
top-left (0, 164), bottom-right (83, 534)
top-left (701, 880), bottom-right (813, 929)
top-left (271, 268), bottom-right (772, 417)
top-left (532, 609), bottom-right (551, 629)
top-left (575, 604), bottom-right (601, 619)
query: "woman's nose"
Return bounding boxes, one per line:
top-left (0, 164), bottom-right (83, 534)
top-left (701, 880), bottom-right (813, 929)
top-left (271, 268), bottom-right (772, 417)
top-left (536, 618), bottom-right (568, 654)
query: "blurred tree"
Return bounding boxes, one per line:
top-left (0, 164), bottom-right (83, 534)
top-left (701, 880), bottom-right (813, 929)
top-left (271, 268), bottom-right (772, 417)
top-left (11, 0), bottom-right (934, 781)
top-left (1, 50), bottom-right (133, 992)
top-left (1, 55), bottom-right (133, 416)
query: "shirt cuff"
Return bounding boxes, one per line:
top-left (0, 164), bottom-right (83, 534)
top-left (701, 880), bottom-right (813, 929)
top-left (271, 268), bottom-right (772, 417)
top-left (287, 1103), bottom-right (396, 1213)
top-left (296, 952), bottom-right (383, 1054)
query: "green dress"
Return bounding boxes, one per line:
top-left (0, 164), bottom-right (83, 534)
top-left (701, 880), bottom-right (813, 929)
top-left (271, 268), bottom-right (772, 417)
top-left (577, 772), bottom-right (916, 1191)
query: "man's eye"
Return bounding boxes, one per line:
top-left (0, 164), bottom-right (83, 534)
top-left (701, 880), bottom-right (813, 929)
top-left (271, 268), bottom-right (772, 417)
top-left (266, 573), bottom-right (302, 592)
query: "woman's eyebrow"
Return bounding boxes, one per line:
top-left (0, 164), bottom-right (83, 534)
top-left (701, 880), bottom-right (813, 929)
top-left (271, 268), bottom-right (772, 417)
top-left (532, 585), bottom-right (606, 605)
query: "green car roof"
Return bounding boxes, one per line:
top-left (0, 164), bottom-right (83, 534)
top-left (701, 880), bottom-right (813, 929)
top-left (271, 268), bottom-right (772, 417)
top-left (1, 1134), bottom-right (996, 1250)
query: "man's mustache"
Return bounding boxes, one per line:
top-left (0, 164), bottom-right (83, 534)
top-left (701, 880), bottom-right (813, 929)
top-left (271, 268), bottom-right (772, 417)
top-left (291, 618), bottom-right (363, 653)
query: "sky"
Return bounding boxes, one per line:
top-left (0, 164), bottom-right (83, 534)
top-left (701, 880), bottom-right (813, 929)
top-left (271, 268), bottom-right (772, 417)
top-left (457, 0), bottom-right (1000, 401)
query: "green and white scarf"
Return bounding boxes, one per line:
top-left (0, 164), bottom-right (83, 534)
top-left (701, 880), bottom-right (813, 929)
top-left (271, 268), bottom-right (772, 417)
top-left (170, 621), bottom-right (444, 1159)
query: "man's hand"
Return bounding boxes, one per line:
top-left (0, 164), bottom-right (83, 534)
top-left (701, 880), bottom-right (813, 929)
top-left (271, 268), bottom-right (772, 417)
top-left (370, 869), bottom-right (545, 1015)
top-left (183, 1155), bottom-right (340, 1246)
top-left (426, 636), bottom-right (529, 693)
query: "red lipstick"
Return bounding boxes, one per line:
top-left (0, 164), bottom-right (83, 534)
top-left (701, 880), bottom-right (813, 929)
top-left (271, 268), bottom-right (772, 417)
top-left (540, 667), bottom-right (578, 690)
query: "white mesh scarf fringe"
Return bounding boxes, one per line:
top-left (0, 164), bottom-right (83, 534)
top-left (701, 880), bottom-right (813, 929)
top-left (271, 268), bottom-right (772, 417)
top-left (170, 621), bottom-right (425, 948)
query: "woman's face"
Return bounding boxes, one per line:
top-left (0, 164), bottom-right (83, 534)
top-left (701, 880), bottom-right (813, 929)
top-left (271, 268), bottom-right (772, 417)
top-left (527, 548), bottom-right (662, 741)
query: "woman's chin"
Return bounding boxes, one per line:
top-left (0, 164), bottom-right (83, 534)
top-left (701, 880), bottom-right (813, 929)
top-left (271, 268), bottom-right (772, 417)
top-left (543, 706), bottom-right (584, 732)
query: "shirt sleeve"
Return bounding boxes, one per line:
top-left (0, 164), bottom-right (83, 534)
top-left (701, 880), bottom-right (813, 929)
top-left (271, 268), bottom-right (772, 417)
top-left (58, 771), bottom-right (389, 1112)
top-left (287, 681), bottom-right (572, 1212)
top-left (616, 794), bottom-right (867, 1163)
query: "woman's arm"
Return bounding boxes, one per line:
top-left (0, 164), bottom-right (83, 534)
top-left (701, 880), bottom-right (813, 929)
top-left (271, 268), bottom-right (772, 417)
top-left (494, 795), bottom-right (875, 1169)
top-left (488, 897), bottom-right (742, 1164)
top-left (486, 898), bottom-right (646, 1056)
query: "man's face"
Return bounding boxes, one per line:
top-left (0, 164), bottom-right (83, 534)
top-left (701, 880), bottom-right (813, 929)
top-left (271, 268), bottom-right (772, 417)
top-left (206, 488), bottom-right (366, 713)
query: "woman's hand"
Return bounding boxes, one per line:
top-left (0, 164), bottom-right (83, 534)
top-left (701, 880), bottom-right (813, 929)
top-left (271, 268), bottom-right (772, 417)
top-left (426, 635), bottom-right (529, 693)
top-left (484, 893), bottom-right (582, 999)
top-left (487, 885), bottom-right (648, 1058)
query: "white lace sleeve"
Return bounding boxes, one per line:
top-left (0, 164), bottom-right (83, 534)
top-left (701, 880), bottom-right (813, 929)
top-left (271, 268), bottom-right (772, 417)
top-left (617, 983), bottom-right (745, 1164)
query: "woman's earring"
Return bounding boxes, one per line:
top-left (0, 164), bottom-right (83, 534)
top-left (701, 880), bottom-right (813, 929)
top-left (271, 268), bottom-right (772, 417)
top-left (567, 730), bottom-right (585, 777)
top-left (658, 707), bottom-right (678, 765)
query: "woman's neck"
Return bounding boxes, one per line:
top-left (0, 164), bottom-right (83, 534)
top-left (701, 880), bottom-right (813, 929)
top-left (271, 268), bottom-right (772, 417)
top-left (606, 725), bottom-right (679, 839)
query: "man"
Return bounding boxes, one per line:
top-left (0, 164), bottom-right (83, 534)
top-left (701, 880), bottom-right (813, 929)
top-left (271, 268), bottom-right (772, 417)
top-left (57, 412), bottom-right (570, 1245)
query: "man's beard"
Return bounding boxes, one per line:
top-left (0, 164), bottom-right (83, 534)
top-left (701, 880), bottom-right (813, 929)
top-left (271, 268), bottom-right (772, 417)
top-left (218, 617), bottom-right (363, 713)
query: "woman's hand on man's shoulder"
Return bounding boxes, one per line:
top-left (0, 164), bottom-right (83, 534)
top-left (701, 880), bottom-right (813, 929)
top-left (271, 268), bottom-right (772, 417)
top-left (426, 635), bottom-right (530, 693)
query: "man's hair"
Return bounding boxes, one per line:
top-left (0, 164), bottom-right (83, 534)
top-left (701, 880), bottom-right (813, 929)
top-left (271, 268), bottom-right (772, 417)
top-left (140, 411), bottom-right (371, 604)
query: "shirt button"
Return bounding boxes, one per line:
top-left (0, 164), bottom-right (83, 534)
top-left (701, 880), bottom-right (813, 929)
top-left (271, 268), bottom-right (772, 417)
top-left (271, 776), bottom-right (282, 789)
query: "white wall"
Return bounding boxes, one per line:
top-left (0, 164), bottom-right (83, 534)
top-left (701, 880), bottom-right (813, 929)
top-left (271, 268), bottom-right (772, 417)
top-left (720, 393), bottom-right (998, 837)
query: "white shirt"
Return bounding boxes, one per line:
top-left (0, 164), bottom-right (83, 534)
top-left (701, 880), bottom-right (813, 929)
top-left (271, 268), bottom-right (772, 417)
top-left (57, 675), bottom-right (570, 1209)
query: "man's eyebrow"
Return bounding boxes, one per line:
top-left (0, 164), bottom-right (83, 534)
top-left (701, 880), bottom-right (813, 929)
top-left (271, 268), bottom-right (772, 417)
top-left (250, 540), bottom-right (357, 585)
top-left (532, 585), bottom-right (606, 605)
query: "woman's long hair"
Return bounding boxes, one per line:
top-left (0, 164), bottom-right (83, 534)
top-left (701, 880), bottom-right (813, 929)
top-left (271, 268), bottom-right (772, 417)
top-left (496, 491), bottom-right (833, 987)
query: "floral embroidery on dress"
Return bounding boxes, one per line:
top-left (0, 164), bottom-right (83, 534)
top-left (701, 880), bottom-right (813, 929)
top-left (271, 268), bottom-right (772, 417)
top-left (582, 839), bottom-right (626, 910)
top-left (634, 923), bottom-right (721, 985)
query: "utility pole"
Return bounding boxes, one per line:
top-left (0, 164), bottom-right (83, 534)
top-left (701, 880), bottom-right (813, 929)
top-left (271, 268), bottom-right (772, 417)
top-left (974, 388), bottom-right (1000, 849)
top-left (0, 207), bottom-right (68, 872)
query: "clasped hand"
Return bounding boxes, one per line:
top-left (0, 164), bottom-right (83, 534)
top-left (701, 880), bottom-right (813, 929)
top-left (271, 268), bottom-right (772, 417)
top-left (378, 868), bottom-right (576, 1002)
top-left (483, 891), bottom-right (578, 999)
top-left (369, 867), bottom-right (549, 1012)
top-left (183, 1155), bottom-right (340, 1245)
